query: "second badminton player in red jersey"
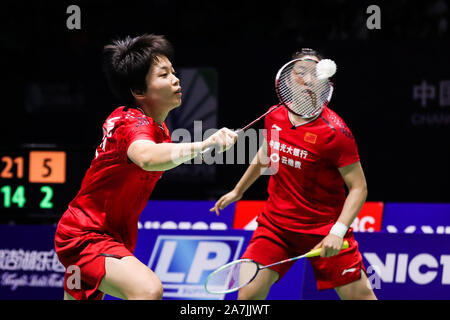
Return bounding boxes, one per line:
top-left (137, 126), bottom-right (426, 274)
top-left (211, 49), bottom-right (376, 300)
top-left (55, 34), bottom-right (237, 300)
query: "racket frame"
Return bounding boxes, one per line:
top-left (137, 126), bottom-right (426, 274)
top-left (201, 57), bottom-right (333, 155)
top-left (204, 240), bottom-right (349, 294)
top-left (204, 258), bottom-right (259, 294)
top-left (275, 57), bottom-right (333, 119)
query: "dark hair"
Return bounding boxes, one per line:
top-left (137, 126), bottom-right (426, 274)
top-left (292, 48), bottom-right (324, 61)
top-left (102, 34), bottom-right (174, 107)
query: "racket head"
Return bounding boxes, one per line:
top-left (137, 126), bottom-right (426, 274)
top-left (275, 57), bottom-right (333, 119)
top-left (204, 258), bottom-right (259, 294)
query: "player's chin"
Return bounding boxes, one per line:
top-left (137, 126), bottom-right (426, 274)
top-left (173, 98), bottom-right (182, 108)
top-left (169, 97), bottom-right (182, 109)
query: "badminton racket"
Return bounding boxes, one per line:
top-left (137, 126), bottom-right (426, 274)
top-left (201, 57), bottom-right (336, 155)
top-left (204, 240), bottom-right (348, 294)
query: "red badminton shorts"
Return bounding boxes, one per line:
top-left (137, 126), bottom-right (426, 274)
top-left (241, 212), bottom-right (365, 290)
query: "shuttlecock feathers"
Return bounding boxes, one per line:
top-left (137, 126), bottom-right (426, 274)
top-left (316, 59), bottom-right (337, 80)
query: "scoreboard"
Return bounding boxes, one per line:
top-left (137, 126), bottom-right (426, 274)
top-left (0, 145), bottom-right (90, 223)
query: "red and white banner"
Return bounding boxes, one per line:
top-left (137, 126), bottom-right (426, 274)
top-left (233, 200), bottom-right (384, 232)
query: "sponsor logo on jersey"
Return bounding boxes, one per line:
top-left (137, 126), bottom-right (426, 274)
top-left (304, 132), bottom-right (317, 144)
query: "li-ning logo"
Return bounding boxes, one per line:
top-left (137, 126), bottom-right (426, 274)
top-left (271, 124), bottom-right (282, 131)
top-left (342, 268), bottom-right (357, 276)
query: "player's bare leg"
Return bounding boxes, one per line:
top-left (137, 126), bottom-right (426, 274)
top-left (98, 256), bottom-right (163, 300)
top-left (238, 266), bottom-right (279, 300)
top-left (64, 291), bottom-right (76, 300)
top-left (334, 269), bottom-right (377, 300)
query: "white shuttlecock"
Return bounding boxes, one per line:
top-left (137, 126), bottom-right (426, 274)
top-left (316, 59), bottom-right (337, 80)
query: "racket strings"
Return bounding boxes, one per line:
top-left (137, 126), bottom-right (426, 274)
top-left (205, 260), bottom-right (258, 294)
top-left (278, 60), bottom-right (331, 118)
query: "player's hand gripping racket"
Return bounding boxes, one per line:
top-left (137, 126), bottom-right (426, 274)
top-left (204, 240), bottom-right (348, 294)
top-left (201, 57), bottom-right (336, 155)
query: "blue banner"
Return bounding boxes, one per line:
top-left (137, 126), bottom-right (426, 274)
top-left (0, 224), bottom-right (304, 300)
top-left (301, 232), bottom-right (450, 300)
top-left (0, 225), bottom-right (64, 300)
top-left (2, 206), bottom-right (449, 300)
top-left (138, 200), bottom-right (236, 231)
top-left (127, 229), bottom-right (305, 300)
top-left (382, 203), bottom-right (450, 234)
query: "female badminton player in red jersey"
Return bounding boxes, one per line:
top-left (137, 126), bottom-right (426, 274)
top-left (211, 49), bottom-right (377, 300)
top-left (54, 34), bottom-right (237, 300)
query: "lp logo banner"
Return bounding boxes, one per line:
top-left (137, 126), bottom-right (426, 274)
top-left (148, 235), bottom-right (245, 299)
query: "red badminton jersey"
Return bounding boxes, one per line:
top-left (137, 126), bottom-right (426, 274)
top-left (263, 105), bottom-right (359, 235)
top-left (58, 106), bottom-right (171, 252)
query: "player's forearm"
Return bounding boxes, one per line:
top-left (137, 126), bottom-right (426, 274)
top-left (142, 142), bottom-right (204, 171)
top-left (337, 185), bottom-right (368, 228)
top-left (234, 146), bottom-right (269, 195)
top-left (131, 127), bottom-right (237, 171)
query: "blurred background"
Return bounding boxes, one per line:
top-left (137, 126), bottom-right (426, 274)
top-left (1, 0), bottom-right (449, 224)
top-left (0, 0), bottom-right (449, 301)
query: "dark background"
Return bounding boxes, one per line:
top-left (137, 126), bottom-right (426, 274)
top-left (1, 0), bottom-right (449, 223)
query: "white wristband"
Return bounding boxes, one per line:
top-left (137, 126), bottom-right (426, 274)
top-left (329, 222), bottom-right (348, 238)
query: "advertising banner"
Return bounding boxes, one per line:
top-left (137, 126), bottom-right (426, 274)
top-left (0, 224), bottom-right (304, 300)
top-left (2, 202), bottom-right (449, 300)
top-left (350, 201), bottom-right (384, 232)
top-left (128, 229), bottom-right (305, 300)
top-left (382, 203), bottom-right (450, 234)
top-left (301, 232), bottom-right (450, 300)
top-left (138, 200), bottom-right (236, 231)
top-left (0, 225), bottom-right (65, 300)
top-left (233, 200), bottom-right (385, 232)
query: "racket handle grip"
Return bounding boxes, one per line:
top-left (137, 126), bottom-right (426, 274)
top-left (342, 240), bottom-right (349, 249)
top-left (305, 240), bottom-right (349, 258)
top-left (200, 129), bottom-right (242, 155)
top-left (200, 146), bottom-right (212, 155)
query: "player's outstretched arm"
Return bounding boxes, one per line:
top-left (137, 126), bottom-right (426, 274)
top-left (313, 161), bottom-right (368, 257)
top-left (336, 161), bottom-right (368, 228)
top-left (210, 139), bottom-right (270, 215)
top-left (127, 127), bottom-right (237, 171)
